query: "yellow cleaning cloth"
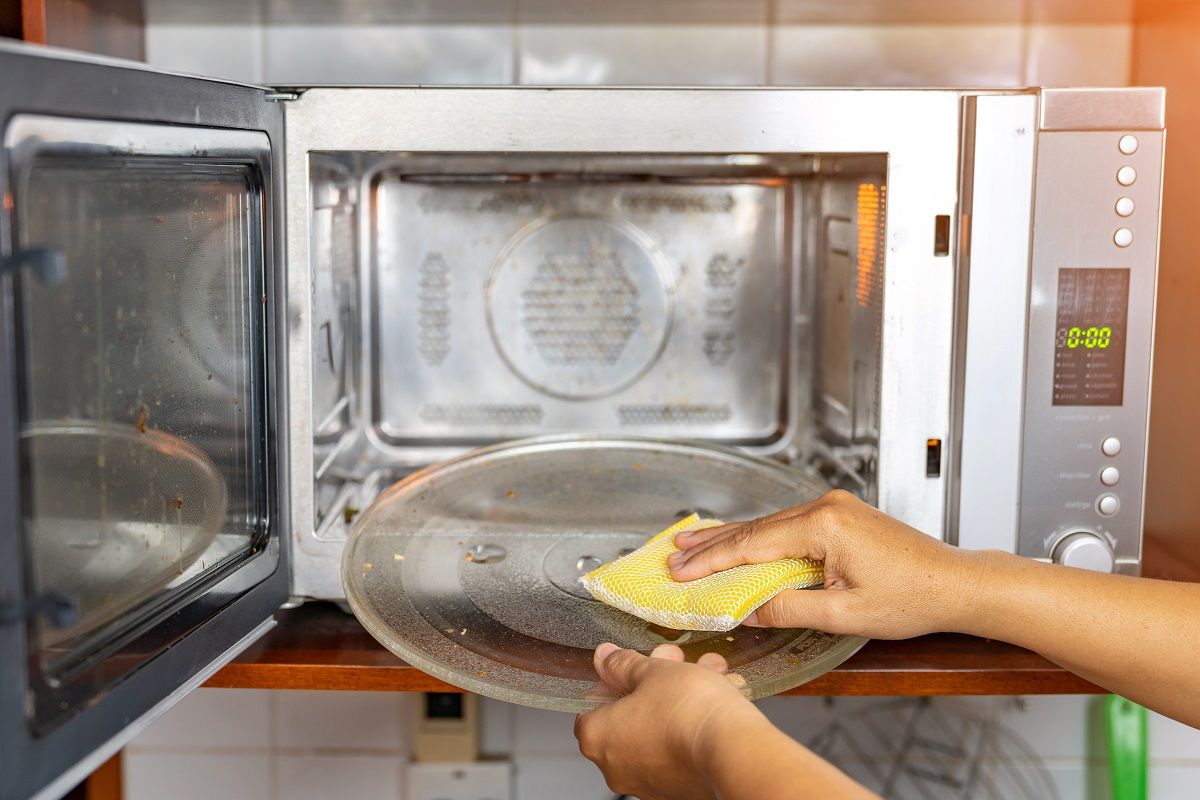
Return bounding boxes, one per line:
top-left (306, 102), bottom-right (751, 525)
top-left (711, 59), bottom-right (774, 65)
top-left (580, 514), bottom-right (824, 632)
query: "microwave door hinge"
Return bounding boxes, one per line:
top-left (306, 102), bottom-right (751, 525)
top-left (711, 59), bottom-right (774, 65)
top-left (265, 91), bottom-right (299, 102)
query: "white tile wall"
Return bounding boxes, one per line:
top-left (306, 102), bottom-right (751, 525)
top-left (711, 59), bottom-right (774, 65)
top-left (1003, 694), bottom-right (1097, 760)
top-left (263, 25), bottom-right (514, 85)
top-left (512, 756), bottom-right (613, 800)
top-left (407, 762), bottom-right (513, 800)
top-left (143, 23), bottom-right (265, 83)
top-left (478, 697), bottom-right (515, 756)
top-left (122, 688), bottom-right (1200, 800)
top-left (1040, 763), bottom-right (1094, 800)
top-left (517, 25), bottom-right (767, 85)
top-left (124, 752), bottom-right (273, 800)
top-left (273, 690), bottom-right (408, 752)
top-left (770, 24), bottom-right (1026, 86)
top-left (276, 754), bottom-right (402, 800)
top-left (1026, 24), bottom-right (1133, 86)
top-left (132, 687), bottom-right (271, 751)
top-left (125, 688), bottom-right (412, 800)
top-left (144, 17), bottom-right (1135, 90)
top-left (510, 705), bottom-right (580, 756)
top-left (1150, 709), bottom-right (1200, 760)
top-left (756, 695), bottom-right (835, 743)
top-left (1150, 765), bottom-right (1200, 798)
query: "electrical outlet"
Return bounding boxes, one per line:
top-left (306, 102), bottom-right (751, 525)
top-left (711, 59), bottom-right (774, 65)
top-left (416, 692), bottom-right (479, 762)
top-left (406, 761), bottom-right (512, 800)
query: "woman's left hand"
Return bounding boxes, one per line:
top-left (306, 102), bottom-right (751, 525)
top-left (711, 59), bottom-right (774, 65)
top-left (573, 642), bottom-right (761, 800)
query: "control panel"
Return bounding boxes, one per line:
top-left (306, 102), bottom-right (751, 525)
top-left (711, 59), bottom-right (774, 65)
top-left (1018, 127), bottom-right (1163, 574)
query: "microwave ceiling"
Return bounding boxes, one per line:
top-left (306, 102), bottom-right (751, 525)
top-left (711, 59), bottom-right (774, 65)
top-left (317, 153), bottom-right (886, 181)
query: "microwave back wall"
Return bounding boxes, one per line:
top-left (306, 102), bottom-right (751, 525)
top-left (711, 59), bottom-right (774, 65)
top-left (279, 87), bottom-right (1163, 598)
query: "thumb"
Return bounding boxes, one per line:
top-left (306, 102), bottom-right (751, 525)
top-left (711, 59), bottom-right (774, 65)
top-left (744, 589), bottom-right (838, 631)
top-left (595, 646), bottom-right (654, 693)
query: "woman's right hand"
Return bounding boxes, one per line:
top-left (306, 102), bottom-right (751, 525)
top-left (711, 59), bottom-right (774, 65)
top-left (667, 489), bottom-right (989, 639)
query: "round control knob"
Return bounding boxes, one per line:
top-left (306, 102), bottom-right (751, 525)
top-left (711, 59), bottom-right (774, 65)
top-left (1052, 531), bottom-right (1116, 573)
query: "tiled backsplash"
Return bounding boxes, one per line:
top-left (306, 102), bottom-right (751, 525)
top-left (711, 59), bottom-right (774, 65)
top-left (143, 11), bottom-right (1131, 88)
top-left (124, 689), bottom-right (1200, 799)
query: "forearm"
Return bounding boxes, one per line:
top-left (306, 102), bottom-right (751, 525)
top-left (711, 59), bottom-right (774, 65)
top-left (952, 550), bottom-right (1200, 727)
top-left (700, 711), bottom-right (877, 800)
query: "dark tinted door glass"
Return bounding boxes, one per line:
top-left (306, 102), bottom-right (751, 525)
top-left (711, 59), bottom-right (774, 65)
top-left (14, 153), bottom-right (269, 695)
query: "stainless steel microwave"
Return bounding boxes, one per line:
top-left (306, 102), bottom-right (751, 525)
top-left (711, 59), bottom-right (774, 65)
top-left (0, 42), bottom-right (1163, 800)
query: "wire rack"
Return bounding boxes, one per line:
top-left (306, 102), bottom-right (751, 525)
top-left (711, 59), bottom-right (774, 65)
top-left (808, 697), bottom-right (1060, 800)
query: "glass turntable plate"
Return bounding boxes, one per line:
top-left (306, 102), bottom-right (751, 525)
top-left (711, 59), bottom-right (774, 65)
top-left (342, 436), bottom-right (867, 712)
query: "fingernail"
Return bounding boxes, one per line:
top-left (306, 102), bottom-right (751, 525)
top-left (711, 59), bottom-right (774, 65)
top-left (743, 612), bottom-right (764, 628)
top-left (667, 551), bottom-right (684, 564)
top-left (595, 642), bottom-right (620, 661)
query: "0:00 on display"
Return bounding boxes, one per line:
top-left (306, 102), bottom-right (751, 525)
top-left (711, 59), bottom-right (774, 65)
top-left (1057, 325), bottom-right (1113, 349)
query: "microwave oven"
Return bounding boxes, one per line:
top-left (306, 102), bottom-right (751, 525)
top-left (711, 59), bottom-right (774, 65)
top-left (0, 42), bottom-right (1163, 800)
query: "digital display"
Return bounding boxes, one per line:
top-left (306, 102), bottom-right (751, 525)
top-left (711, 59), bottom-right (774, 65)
top-left (1053, 268), bottom-right (1130, 406)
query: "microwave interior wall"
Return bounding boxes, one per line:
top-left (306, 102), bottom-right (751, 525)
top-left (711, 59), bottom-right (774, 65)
top-left (305, 152), bottom-right (887, 572)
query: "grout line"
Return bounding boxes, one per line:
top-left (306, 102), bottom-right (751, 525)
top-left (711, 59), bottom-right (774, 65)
top-left (267, 690), bottom-right (279, 800)
top-left (398, 741), bottom-right (408, 797)
top-left (764, 0), bottom-right (775, 86)
top-left (508, 701), bottom-right (519, 757)
top-left (510, 0), bottom-right (521, 86)
top-left (399, 693), bottom-right (411, 794)
top-left (1019, 0), bottom-right (1032, 86)
top-left (992, 756), bottom-right (1200, 767)
top-left (255, 0), bottom-right (268, 85)
top-left (127, 744), bottom-right (411, 757)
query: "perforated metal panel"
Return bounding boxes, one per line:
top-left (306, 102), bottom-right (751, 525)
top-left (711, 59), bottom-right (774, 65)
top-left (370, 166), bottom-right (791, 446)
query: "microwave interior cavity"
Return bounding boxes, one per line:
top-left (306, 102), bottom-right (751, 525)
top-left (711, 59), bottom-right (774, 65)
top-left (308, 153), bottom-right (888, 542)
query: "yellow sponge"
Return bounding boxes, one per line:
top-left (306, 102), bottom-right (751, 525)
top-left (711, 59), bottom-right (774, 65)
top-left (580, 514), bottom-right (824, 632)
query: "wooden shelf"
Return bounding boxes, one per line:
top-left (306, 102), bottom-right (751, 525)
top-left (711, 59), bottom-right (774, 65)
top-left (205, 602), bottom-right (1103, 696)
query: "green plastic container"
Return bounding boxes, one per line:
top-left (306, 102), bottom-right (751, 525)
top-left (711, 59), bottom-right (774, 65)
top-left (1106, 695), bottom-right (1148, 800)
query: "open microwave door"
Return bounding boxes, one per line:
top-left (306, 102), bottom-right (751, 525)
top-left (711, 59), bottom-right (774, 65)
top-left (0, 43), bottom-right (288, 800)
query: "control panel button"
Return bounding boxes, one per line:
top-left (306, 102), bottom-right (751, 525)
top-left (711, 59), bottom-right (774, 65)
top-left (1114, 228), bottom-right (1133, 248)
top-left (1115, 197), bottom-right (1135, 217)
top-left (1117, 166), bottom-right (1137, 186)
top-left (1101, 437), bottom-right (1122, 457)
top-left (1051, 531), bottom-right (1115, 573)
top-left (1097, 494), bottom-right (1121, 517)
top-left (1100, 466), bottom-right (1120, 486)
top-left (1118, 134), bottom-right (1139, 155)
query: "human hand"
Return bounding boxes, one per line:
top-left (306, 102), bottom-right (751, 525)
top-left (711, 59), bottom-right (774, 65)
top-left (574, 643), bottom-right (766, 800)
top-left (667, 489), bottom-right (985, 638)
